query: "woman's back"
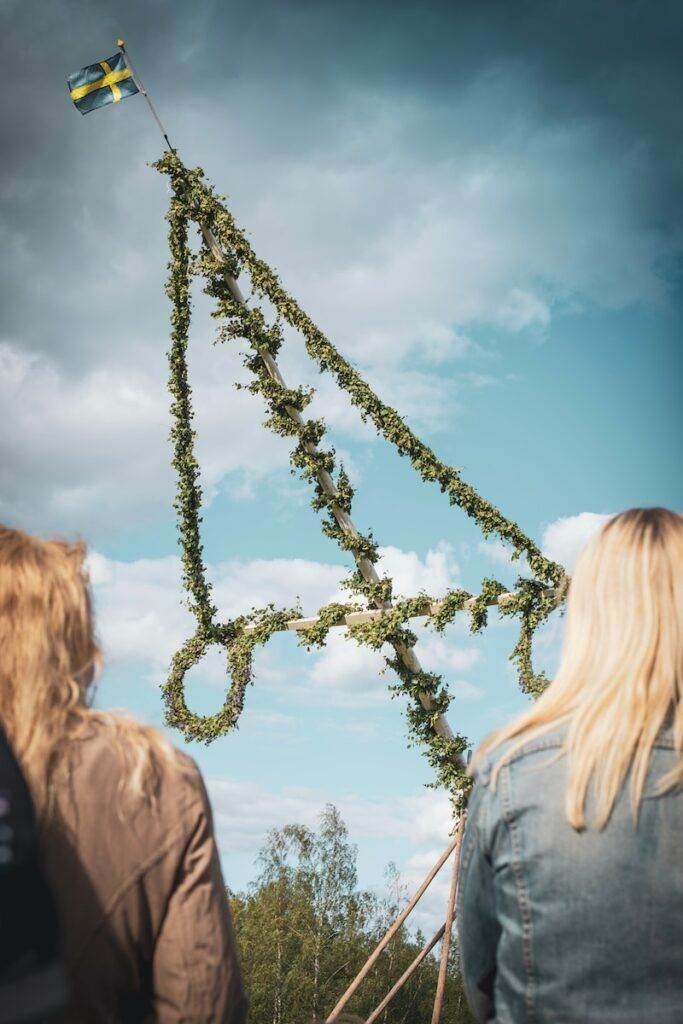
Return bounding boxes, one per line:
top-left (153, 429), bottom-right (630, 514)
top-left (41, 720), bottom-right (246, 1023)
top-left (0, 524), bottom-right (247, 1022)
top-left (458, 724), bottom-right (683, 1024)
top-left (458, 508), bottom-right (683, 1023)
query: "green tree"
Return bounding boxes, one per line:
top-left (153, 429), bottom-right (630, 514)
top-left (230, 806), bottom-right (475, 1024)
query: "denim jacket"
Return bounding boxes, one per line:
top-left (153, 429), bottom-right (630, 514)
top-left (456, 726), bottom-right (682, 1024)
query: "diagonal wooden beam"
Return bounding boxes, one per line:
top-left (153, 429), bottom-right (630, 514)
top-left (325, 834), bottom-right (459, 1022)
top-left (366, 924), bottom-right (446, 1024)
top-left (201, 224), bottom-right (460, 753)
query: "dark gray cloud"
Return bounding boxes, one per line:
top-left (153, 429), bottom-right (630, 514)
top-left (2, 0), bottom-right (681, 354)
top-left (1, 0), bottom-right (681, 534)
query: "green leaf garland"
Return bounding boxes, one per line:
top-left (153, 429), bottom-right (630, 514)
top-left (155, 152), bottom-right (567, 794)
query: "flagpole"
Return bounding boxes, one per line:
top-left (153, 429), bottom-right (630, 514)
top-left (116, 38), bottom-right (174, 151)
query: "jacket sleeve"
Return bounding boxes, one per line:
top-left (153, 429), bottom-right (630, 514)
top-left (456, 775), bottom-right (502, 1024)
top-left (151, 770), bottom-right (248, 1024)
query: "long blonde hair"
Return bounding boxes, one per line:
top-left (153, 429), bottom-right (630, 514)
top-left (0, 524), bottom-right (175, 818)
top-left (474, 507), bottom-right (683, 829)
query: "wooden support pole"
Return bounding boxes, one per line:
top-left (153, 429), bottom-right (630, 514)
top-left (431, 813), bottom-right (466, 1024)
top-left (365, 924), bottom-right (446, 1024)
top-left (325, 834), bottom-right (459, 1023)
top-left (200, 224), bottom-right (460, 753)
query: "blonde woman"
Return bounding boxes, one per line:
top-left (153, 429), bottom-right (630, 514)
top-left (0, 525), bottom-right (247, 1023)
top-left (457, 508), bottom-right (683, 1024)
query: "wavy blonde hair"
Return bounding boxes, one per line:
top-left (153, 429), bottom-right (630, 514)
top-left (474, 507), bottom-right (683, 829)
top-left (0, 524), bottom-right (176, 818)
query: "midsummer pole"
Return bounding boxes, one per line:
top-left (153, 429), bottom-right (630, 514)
top-left (114, 38), bottom-right (462, 756)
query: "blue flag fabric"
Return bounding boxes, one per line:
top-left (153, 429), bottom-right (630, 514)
top-left (67, 52), bottom-right (139, 114)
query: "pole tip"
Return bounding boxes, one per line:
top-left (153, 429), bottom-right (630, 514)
top-left (116, 38), bottom-right (125, 48)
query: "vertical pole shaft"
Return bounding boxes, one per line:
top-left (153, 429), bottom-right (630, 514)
top-left (431, 812), bottom-right (466, 1024)
top-left (116, 39), bottom-right (174, 151)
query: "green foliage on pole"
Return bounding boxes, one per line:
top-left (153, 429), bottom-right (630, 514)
top-left (154, 151), bottom-right (568, 793)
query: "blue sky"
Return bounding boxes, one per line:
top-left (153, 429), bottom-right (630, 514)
top-left (1, 0), bottom-right (681, 927)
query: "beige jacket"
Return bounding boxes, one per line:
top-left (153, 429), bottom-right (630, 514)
top-left (40, 724), bottom-right (247, 1023)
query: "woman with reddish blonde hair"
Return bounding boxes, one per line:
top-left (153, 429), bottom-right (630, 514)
top-left (457, 508), bottom-right (683, 1023)
top-left (0, 524), bottom-right (247, 1023)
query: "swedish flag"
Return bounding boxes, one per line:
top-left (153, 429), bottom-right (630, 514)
top-left (67, 52), bottom-right (139, 114)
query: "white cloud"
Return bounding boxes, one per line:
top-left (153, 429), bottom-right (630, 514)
top-left (477, 538), bottom-right (516, 567)
top-left (421, 636), bottom-right (481, 675)
top-left (0, 326), bottom-right (464, 534)
top-left (0, 338), bottom-right (289, 532)
top-left (212, 556), bottom-right (344, 619)
top-left (89, 549), bottom-right (346, 680)
top-left (476, 538), bottom-right (531, 586)
top-left (304, 624), bottom-right (482, 709)
top-left (541, 511), bottom-right (614, 572)
top-left (248, 710), bottom-right (299, 731)
top-left (375, 541), bottom-right (461, 598)
top-left (208, 774), bottom-right (456, 932)
top-left (308, 633), bottom-right (389, 706)
top-left (478, 514), bottom-right (616, 579)
top-left (88, 551), bottom-right (191, 677)
top-left (236, 92), bottom-right (674, 375)
top-left (208, 774), bottom-right (454, 847)
top-left (208, 774), bottom-right (452, 857)
top-left (496, 287), bottom-right (551, 332)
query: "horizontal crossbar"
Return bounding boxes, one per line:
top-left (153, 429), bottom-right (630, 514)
top-left (243, 587), bottom-right (546, 635)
